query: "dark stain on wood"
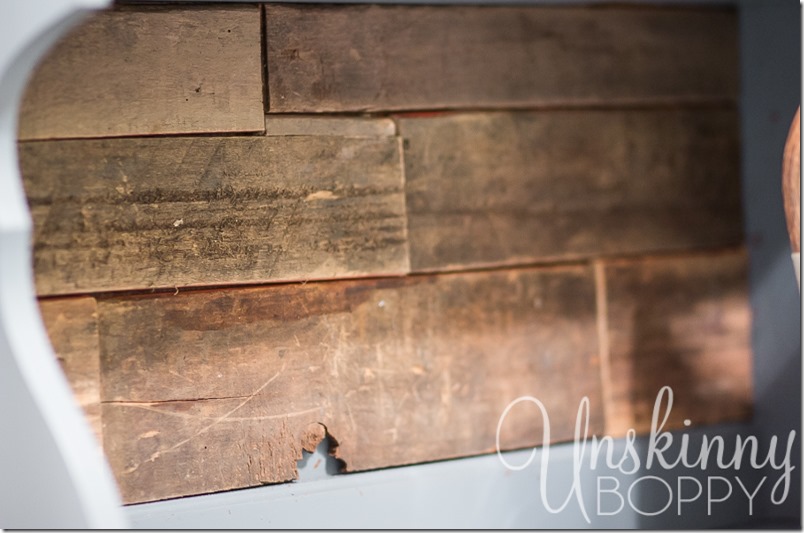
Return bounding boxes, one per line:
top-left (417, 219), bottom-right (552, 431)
top-left (266, 4), bottom-right (738, 112)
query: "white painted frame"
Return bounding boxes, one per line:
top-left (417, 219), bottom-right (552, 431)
top-left (0, 1), bottom-right (125, 529)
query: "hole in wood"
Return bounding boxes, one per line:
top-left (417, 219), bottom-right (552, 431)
top-left (296, 423), bottom-right (345, 482)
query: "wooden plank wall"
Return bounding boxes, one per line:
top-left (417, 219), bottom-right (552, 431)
top-left (18, 6), bottom-right (265, 139)
top-left (20, 4), bottom-right (751, 504)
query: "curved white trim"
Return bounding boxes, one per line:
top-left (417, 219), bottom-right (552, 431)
top-left (0, 1), bottom-right (126, 528)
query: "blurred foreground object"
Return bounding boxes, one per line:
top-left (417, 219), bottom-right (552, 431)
top-left (782, 107), bottom-right (800, 287)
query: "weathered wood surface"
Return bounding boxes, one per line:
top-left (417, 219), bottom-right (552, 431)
top-left (264, 116), bottom-right (396, 137)
top-left (601, 250), bottom-right (752, 436)
top-left (38, 297), bottom-right (103, 444)
top-left (399, 109), bottom-right (743, 272)
top-left (97, 267), bottom-right (602, 503)
top-left (20, 133), bottom-right (408, 296)
top-left (19, 6), bottom-right (264, 140)
top-left (266, 5), bottom-right (738, 112)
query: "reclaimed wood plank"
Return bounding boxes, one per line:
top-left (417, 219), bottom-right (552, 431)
top-left (266, 4), bottom-right (738, 112)
top-left (20, 133), bottom-right (408, 296)
top-left (38, 297), bottom-right (103, 444)
top-left (601, 250), bottom-right (752, 436)
top-left (98, 267), bottom-right (602, 503)
top-left (19, 6), bottom-right (264, 140)
top-left (399, 109), bottom-right (743, 272)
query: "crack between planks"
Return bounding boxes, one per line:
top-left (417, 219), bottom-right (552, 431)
top-left (119, 365), bottom-right (291, 475)
top-left (103, 395), bottom-right (258, 405)
top-left (593, 259), bottom-right (614, 436)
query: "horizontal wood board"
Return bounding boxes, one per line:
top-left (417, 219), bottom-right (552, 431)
top-left (399, 109), bottom-right (743, 272)
top-left (97, 267), bottom-right (603, 502)
top-left (20, 133), bottom-right (408, 295)
top-left (19, 6), bottom-right (264, 140)
top-left (266, 4), bottom-right (738, 112)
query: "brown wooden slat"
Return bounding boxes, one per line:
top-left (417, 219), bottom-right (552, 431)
top-left (38, 297), bottom-right (103, 444)
top-left (601, 249), bottom-right (752, 436)
top-left (97, 267), bottom-right (602, 503)
top-left (19, 6), bottom-right (264, 140)
top-left (266, 5), bottom-right (738, 113)
top-left (264, 116), bottom-right (397, 137)
top-left (399, 109), bottom-right (743, 272)
top-left (20, 133), bottom-right (408, 296)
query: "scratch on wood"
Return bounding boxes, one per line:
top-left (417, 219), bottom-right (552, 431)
top-left (122, 365), bottom-right (288, 475)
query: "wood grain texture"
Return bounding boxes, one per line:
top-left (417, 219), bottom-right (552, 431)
top-left (20, 134), bottom-right (408, 296)
top-left (266, 4), bottom-right (738, 112)
top-left (19, 6), bottom-right (264, 140)
top-left (264, 116), bottom-right (396, 137)
top-left (782, 107), bottom-right (800, 253)
top-left (602, 250), bottom-right (752, 436)
top-left (98, 267), bottom-right (602, 503)
top-left (38, 297), bottom-right (103, 444)
top-left (399, 109), bottom-right (743, 272)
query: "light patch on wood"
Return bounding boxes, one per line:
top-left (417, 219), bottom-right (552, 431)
top-left (594, 260), bottom-right (617, 436)
top-left (602, 249), bottom-right (753, 436)
top-left (38, 297), bottom-right (103, 445)
top-left (305, 191), bottom-right (339, 201)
